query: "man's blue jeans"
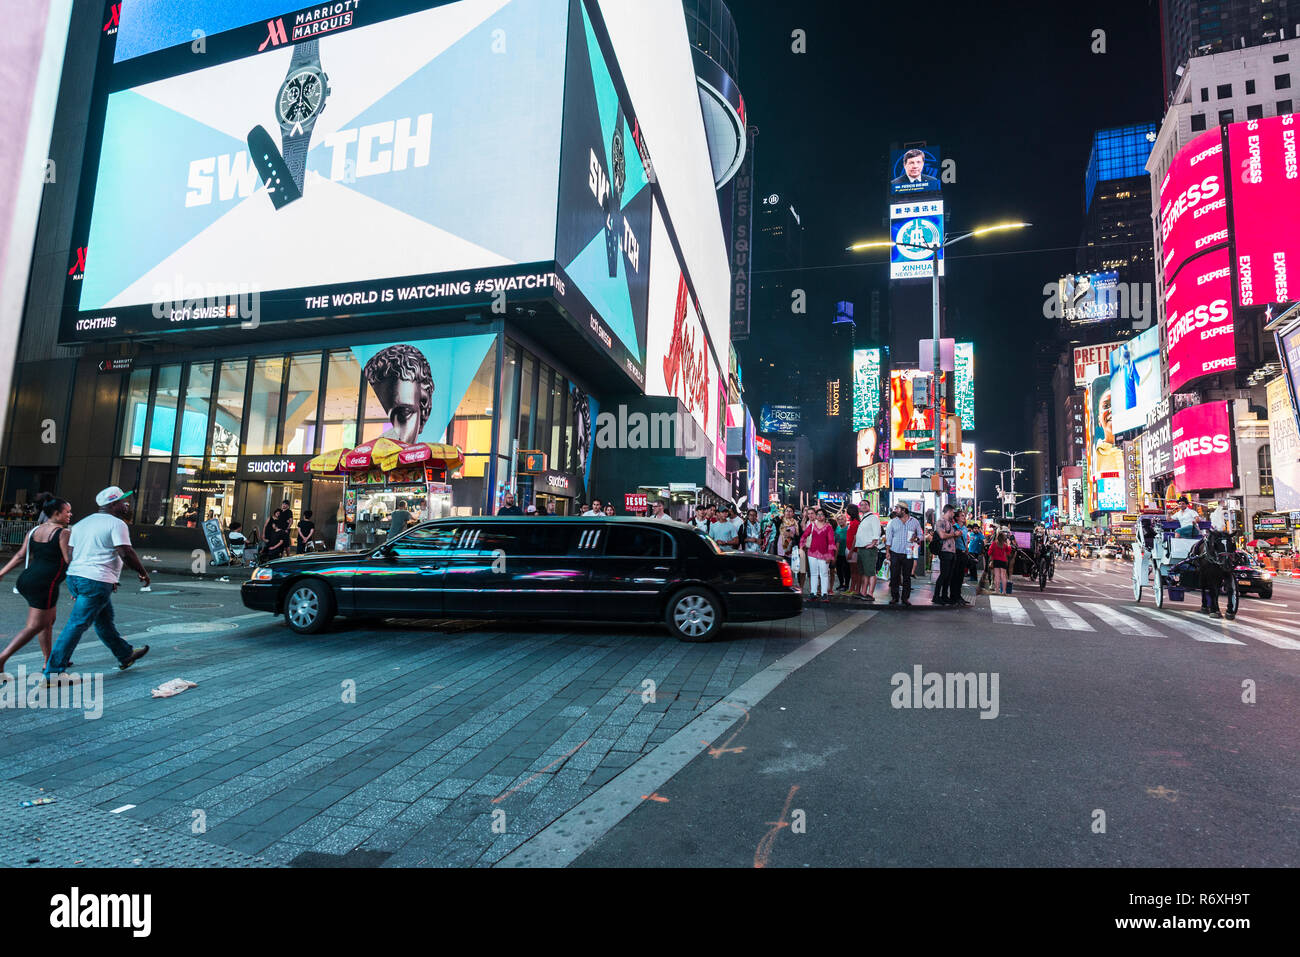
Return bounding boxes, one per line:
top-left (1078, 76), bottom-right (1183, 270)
top-left (43, 576), bottom-right (133, 676)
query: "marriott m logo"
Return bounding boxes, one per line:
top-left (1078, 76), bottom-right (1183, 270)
top-left (103, 3), bottom-right (120, 34)
top-left (258, 17), bottom-right (289, 51)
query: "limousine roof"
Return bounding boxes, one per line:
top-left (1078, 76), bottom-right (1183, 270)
top-left (419, 516), bottom-right (694, 525)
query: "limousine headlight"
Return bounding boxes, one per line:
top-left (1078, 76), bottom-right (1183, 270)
top-left (250, 567), bottom-right (273, 582)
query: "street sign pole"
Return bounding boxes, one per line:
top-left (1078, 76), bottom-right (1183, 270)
top-left (931, 246), bottom-right (942, 513)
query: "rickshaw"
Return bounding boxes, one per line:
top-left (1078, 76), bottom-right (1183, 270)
top-left (1004, 519), bottom-right (1054, 591)
top-left (1132, 511), bottom-right (1239, 617)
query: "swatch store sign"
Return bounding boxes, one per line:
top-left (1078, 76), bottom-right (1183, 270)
top-left (1171, 401), bottom-right (1234, 492)
top-left (236, 456), bottom-right (315, 480)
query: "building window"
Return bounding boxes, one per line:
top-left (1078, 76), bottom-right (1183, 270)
top-left (1280, 99), bottom-right (1294, 114)
top-left (283, 353), bottom-right (324, 455)
top-left (118, 367), bottom-right (151, 456)
top-left (1260, 445), bottom-right (1274, 497)
top-left (1278, 74), bottom-right (1293, 90)
top-left (148, 365), bottom-right (182, 457)
top-left (1218, 109), bottom-right (1234, 125)
top-left (1248, 103), bottom-right (1264, 119)
top-left (177, 362), bottom-right (214, 458)
top-left (1200, 87), bottom-right (1209, 102)
top-left (1276, 54), bottom-right (1291, 64)
top-left (319, 351), bottom-right (360, 452)
top-left (1216, 83), bottom-right (1232, 98)
top-left (245, 357), bottom-right (285, 454)
top-left (1246, 79), bottom-right (1256, 95)
top-left (1191, 113), bottom-right (1207, 131)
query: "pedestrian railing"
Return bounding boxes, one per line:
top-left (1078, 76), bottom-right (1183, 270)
top-left (0, 520), bottom-right (39, 551)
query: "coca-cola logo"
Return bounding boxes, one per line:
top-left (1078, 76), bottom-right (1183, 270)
top-left (661, 274), bottom-right (710, 429)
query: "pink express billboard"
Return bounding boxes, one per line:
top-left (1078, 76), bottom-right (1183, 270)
top-left (1228, 113), bottom-right (1300, 307)
top-left (1172, 401), bottom-right (1234, 491)
top-left (1158, 129), bottom-right (1228, 285)
top-left (1164, 245), bottom-right (1235, 391)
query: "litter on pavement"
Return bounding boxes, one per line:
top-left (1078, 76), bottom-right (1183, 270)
top-left (151, 678), bottom-right (198, 699)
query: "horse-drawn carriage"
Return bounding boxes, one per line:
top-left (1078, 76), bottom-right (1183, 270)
top-left (1132, 510), bottom-right (1239, 618)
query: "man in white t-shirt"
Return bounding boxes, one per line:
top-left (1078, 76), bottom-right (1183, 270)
top-left (854, 506), bottom-right (884, 602)
top-left (43, 487), bottom-right (152, 684)
top-left (1170, 496), bottom-right (1201, 539)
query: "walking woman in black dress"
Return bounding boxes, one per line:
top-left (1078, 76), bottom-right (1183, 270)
top-left (0, 495), bottom-right (72, 679)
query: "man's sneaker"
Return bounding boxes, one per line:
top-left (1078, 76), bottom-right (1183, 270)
top-left (120, 645), bottom-right (150, 670)
top-left (889, 598), bottom-right (898, 605)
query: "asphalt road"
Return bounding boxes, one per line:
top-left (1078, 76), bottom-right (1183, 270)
top-left (3, 561), bottom-right (1296, 868)
top-left (568, 558), bottom-right (1300, 867)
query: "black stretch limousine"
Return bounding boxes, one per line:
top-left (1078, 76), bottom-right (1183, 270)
top-left (241, 517), bottom-right (802, 642)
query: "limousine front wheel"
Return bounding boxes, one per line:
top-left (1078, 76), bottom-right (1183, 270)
top-left (285, 579), bottom-right (333, 635)
top-left (666, 588), bottom-right (723, 642)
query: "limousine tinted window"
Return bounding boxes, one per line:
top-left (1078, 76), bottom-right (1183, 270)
top-left (387, 525), bottom-right (459, 554)
top-left (470, 524), bottom-right (587, 557)
top-left (604, 526), bottom-right (669, 557)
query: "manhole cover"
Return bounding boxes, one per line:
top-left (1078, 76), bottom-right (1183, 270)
top-left (168, 602), bottom-right (223, 610)
top-left (147, 621), bottom-right (239, 634)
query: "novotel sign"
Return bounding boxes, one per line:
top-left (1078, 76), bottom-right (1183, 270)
top-left (235, 456), bottom-right (315, 480)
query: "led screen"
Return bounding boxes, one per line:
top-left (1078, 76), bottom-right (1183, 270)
top-left (1089, 373), bottom-right (1125, 512)
top-left (69, 0), bottom-right (570, 340)
top-left (852, 348), bottom-right (880, 431)
top-left (1172, 401), bottom-right (1233, 491)
top-left (1059, 271), bottom-right (1120, 322)
top-left (1228, 113), bottom-right (1300, 307)
top-left (889, 199), bottom-right (944, 280)
top-left (1164, 245), bottom-right (1235, 391)
top-left (1157, 128), bottom-right (1228, 285)
top-left (759, 405), bottom-right (801, 436)
top-left (1109, 324), bottom-right (1161, 435)
top-left (954, 341), bottom-right (974, 429)
top-left (889, 146), bottom-right (942, 196)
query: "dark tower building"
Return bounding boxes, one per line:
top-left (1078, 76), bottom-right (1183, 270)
top-left (1161, 0), bottom-right (1300, 100)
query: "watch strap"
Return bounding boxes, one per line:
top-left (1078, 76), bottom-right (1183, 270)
top-left (289, 38), bottom-right (319, 70)
top-left (247, 125), bottom-right (302, 210)
top-left (282, 130), bottom-right (310, 193)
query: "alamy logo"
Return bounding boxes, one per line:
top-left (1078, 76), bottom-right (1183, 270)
top-left (890, 664), bottom-right (1000, 719)
top-left (49, 887), bottom-right (151, 937)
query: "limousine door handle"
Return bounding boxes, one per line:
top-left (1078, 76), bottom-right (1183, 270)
top-left (418, 565), bottom-right (442, 571)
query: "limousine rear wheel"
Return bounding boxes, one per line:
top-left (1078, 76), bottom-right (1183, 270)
top-left (666, 588), bottom-right (723, 642)
top-left (284, 579), bottom-right (333, 635)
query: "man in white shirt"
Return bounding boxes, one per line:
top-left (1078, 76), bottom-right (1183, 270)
top-left (1170, 496), bottom-right (1201, 539)
top-left (710, 507), bottom-right (739, 550)
top-left (43, 486), bottom-right (151, 684)
top-left (649, 501), bottom-right (672, 521)
top-left (583, 499), bottom-right (604, 516)
top-left (855, 506), bottom-right (884, 602)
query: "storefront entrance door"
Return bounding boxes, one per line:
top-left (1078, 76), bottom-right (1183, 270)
top-left (239, 481), bottom-right (304, 544)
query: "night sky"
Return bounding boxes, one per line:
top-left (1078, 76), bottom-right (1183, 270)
top-left (730, 0), bottom-right (1164, 469)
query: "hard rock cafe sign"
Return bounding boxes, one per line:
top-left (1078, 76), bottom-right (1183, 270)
top-left (661, 274), bottom-right (710, 432)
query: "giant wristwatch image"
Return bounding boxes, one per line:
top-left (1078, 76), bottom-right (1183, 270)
top-left (247, 39), bottom-right (330, 209)
top-left (605, 105), bottom-right (626, 278)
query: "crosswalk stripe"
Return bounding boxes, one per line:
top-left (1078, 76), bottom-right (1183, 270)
top-left (1040, 600), bottom-right (1093, 631)
top-left (1131, 606), bottom-right (1246, 644)
top-left (989, 595), bottom-right (1031, 625)
top-left (1075, 602), bottom-right (1147, 635)
top-left (1212, 617), bottom-right (1300, 651)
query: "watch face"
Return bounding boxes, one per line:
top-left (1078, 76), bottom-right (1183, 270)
top-left (611, 126), bottom-right (626, 196)
top-left (277, 68), bottom-right (326, 126)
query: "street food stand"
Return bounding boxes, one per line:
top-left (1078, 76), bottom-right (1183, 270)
top-left (308, 438), bottom-right (463, 550)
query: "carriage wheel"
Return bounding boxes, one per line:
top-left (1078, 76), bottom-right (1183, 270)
top-left (1154, 570), bottom-right (1164, 609)
top-left (1225, 574), bottom-right (1239, 620)
top-left (1133, 562), bottom-right (1143, 602)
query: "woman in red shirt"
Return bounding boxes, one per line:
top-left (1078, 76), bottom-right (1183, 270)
top-left (989, 532), bottom-right (1014, 595)
top-left (800, 509), bottom-right (838, 602)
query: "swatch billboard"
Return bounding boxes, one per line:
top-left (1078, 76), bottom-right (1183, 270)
top-left (1228, 113), bottom-right (1300, 307)
top-left (1172, 401), bottom-right (1234, 492)
top-left (1164, 245), bottom-right (1236, 391)
top-left (1158, 128), bottom-right (1228, 285)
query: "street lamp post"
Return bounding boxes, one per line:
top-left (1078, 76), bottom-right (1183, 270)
top-left (848, 222), bottom-right (1030, 513)
top-left (979, 466), bottom-right (1023, 519)
top-left (986, 449), bottom-right (1040, 520)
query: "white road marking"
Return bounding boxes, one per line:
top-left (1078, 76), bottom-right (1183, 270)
top-left (110, 805), bottom-right (136, 814)
top-left (1075, 602), bottom-right (1147, 635)
top-left (1131, 607), bottom-right (1246, 644)
top-left (989, 596), bottom-right (1031, 625)
top-left (496, 611), bottom-right (875, 868)
top-left (1213, 617), bottom-right (1300, 650)
top-left (1040, 600), bottom-right (1093, 631)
